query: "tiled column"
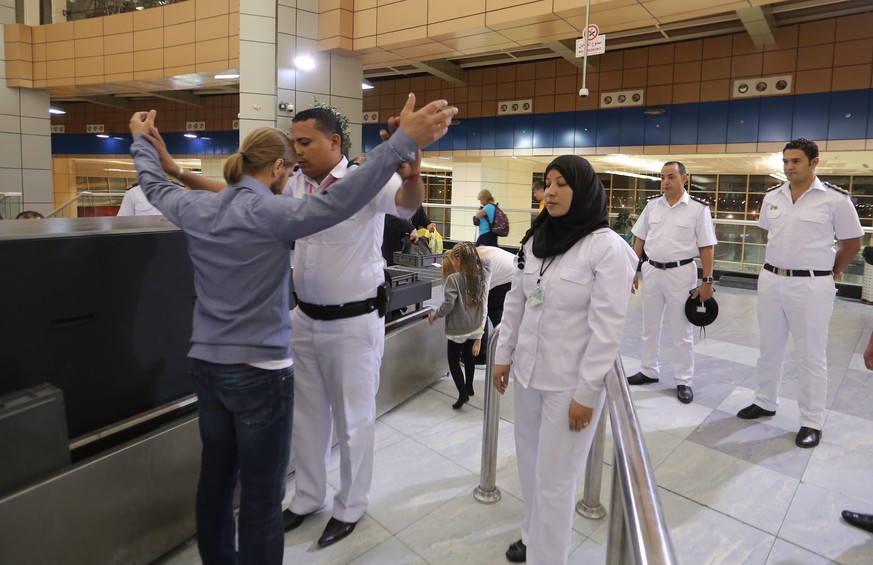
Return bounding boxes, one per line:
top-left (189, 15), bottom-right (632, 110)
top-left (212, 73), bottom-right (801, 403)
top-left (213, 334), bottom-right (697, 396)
top-left (0, 1), bottom-right (52, 216)
top-left (450, 157), bottom-right (539, 244)
top-left (277, 0), bottom-right (363, 156)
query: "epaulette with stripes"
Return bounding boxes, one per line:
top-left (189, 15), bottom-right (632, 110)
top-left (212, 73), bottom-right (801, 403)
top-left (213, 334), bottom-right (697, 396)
top-left (689, 194), bottom-right (712, 207)
top-left (646, 193), bottom-right (661, 201)
top-left (765, 184), bottom-right (781, 193)
top-left (823, 181), bottom-right (849, 195)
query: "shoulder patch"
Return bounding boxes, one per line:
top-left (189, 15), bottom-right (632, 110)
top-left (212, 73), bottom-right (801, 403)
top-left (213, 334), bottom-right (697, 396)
top-left (646, 193), bottom-right (661, 201)
top-left (765, 184), bottom-right (781, 193)
top-left (823, 181), bottom-right (849, 195)
top-left (689, 194), bottom-right (711, 207)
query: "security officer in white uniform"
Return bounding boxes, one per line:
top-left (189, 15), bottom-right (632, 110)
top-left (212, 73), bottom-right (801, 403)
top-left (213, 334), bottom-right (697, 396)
top-left (282, 107), bottom-right (425, 547)
top-left (737, 138), bottom-right (862, 448)
top-left (629, 161), bottom-right (717, 404)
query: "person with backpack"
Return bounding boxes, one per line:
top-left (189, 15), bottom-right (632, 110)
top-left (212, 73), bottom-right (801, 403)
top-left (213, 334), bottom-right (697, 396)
top-left (473, 189), bottom-right (499, 246)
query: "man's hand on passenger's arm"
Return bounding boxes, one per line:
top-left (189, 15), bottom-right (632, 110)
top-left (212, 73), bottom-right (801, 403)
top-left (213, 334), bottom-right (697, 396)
top-left (140, 122), bottom-right (227, 193)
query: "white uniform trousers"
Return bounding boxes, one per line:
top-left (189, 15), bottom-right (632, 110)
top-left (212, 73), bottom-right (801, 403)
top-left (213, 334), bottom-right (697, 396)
top-left (754, 269), bottom-right (835, 429)
top-left (289, 308), bottom-right (384, 523)
top-left (514, 381), bottom-right (605, 565)
top-left (639, 261), bottom-right (697, 385)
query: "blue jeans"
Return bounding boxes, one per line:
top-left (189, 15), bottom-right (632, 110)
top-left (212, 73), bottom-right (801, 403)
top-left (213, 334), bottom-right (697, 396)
top-left (190, 359), bottom-right (294, 565)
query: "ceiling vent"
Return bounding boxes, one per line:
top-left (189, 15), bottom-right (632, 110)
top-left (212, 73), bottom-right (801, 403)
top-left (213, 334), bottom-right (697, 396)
top-left (362, 111), bottom-right (379, 123)
top-left (497, 99), bottom-right (533, 115)
top-left (733, 75), bottom-right (792, 98)
top-left (600, 90), bottom-right (644, 109)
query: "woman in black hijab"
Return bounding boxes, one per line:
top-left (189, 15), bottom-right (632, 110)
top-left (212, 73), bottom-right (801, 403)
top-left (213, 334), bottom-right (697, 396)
top-left (492, 156), bottom-right (637, 565)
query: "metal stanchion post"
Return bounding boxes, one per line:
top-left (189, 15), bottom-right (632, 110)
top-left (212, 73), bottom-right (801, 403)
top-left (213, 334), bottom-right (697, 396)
top-left (576, 403), bottom-right (607, 519)
top-left (606, 455), bottom-right (630, 565)
top-left (474, 324), bottom-right (501, 504)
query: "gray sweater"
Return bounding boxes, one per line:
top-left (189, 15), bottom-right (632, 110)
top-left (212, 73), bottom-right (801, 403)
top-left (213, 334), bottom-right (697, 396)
top-left (432, 272), bottom-right (487, 338)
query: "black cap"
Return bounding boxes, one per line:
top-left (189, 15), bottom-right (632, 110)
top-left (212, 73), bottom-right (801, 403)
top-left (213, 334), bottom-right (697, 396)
top-left (685, 293), bottom-right (718, 327)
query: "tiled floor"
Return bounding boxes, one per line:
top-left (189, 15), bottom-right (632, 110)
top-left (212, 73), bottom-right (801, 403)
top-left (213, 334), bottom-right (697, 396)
top-left (157, 285), bottom-right (873, 564)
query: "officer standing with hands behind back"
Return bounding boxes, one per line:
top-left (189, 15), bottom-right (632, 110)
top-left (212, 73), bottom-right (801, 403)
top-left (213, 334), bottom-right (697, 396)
top-left (628, 161), bottom-right (717, 404)
top-left (737, 138), bottom-right (863, 448)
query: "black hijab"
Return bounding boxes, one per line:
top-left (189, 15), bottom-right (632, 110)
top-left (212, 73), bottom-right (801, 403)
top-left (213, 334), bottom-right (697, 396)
top-left (519, 156), bottom-right (608, 264)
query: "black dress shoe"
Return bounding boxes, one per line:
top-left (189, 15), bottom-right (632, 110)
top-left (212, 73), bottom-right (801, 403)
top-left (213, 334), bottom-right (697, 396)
top-left (505, 539), bottom-right (526, 562)
top-left (283, 509), bottom-right (312, 532)
top-left (677, 385), bottom-right (693, 404)
top-left (842, 510), bottom-right (873, 534)
top-left (452, 396), bottom-right (469, 410)
top-left (627, 372), bottom-right (659, 385)
top-left (317, 517), bottom-right (357, 547)
top-left (795, 426), bottom-right (821, 448)
top-left (737, 404), bottom-right (776, 419)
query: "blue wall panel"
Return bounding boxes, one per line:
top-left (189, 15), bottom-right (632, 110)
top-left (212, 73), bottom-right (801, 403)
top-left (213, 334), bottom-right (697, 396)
top-left (726, 98), bottom-right (760, 143)
top-left (868, 90), bottom-right (873, 139)
top-left (51, 131), bottom-right (239, 156)
top-left (669, 103), bottom-right (699, 145)
top-left (596, 110), bottom-right (621, 147)
top-left (532, 113), bottom-right (554, 149)
top-left (644, 113), bottom-right (671, 146)
top-left (494, 118), bottom-right (513, 149)
top-left (697, 101), bottom-right (728, 144)
top-left (828, 90), bottom-right (869, 140)
top-left (574, 111), bottom-right (597, 147)
top-left (451, 122), bottom-right (468, 151)
top-left (758, 97), bottom-right (793, 142)
top-left (792, 93), bottom-right (830, 141)
top-left (478, 117), bottom-right (495, 150)
top-left (620, 107), bottom-right (646, 146)
top-left (513, 115), bottom-right (534, 149)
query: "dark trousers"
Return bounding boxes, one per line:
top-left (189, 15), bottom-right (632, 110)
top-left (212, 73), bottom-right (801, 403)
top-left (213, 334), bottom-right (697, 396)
top-left (487, 282), bottom-right (511, 326)
top-left (447, 339), bottom-right (476, 399)
top-left (476, 231), bottom-right (498, 247)
top-left (190, 359), bottom-right (294, 565)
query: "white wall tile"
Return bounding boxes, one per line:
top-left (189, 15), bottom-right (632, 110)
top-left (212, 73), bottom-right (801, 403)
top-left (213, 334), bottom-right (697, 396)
top-left (330, 54), bottom-right (364, 102)
top-left (20, 90), bottom-right (49, 119)
top-left (277, 5), bottom-right (296, 34)
top-left (20, 116), bottom-right (48, 136)
top-left (240, 0), bottom-right (276, 18)
top-left (0, 131), bottom-right (21, 167)
top-left (240, 41), bottom-right (276, 95)
top-left (21, 134), bottom-right (50, 169)
top-left (0, 113), bottom-right (19, 133)
top-left (22, 168), bottom-right (52, 205)
top-left (239, 92), bottom-right (276, 120)
top-left (240, 14), bottom-right (276, 44)
top-left (296, 10), bottom-right (318, 40)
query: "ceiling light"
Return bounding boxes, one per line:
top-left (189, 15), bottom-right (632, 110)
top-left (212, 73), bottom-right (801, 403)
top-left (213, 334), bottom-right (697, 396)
top-left (96, 134), bottom-right (109, 138)
top-left (135, 6), bottom-right (144, 10)
top-left (362, 79), bottom-right (374, 90)
top-left (294, 55), bottom-right (315, 71)
top-left (184, 133), bottom-right (198, 139)
top-left (604, 170), bottom-right (660, 181)
top-left (643, 107), bottom-right (666, 116)
top-left (769, 172), bottom-right (787, 182)
top-left (49, 107), bottom-right (65, 115)
top-left (214, 73), bottom-right (239, 80)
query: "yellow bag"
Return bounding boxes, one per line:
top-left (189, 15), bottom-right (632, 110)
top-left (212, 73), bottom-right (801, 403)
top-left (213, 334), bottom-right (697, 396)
top-left (418, 227), bottom-right (443, 254)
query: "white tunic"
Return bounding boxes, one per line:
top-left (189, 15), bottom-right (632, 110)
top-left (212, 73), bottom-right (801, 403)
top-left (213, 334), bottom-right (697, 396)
top-left (117, 185), bottom-right (162, 216)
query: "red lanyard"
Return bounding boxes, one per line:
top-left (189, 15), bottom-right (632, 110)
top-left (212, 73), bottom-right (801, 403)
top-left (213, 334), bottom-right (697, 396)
top-left (307, 177), bottom-right (337, 194)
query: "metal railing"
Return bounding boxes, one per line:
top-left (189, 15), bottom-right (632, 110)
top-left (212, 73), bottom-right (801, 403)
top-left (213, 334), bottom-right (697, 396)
top-left (477, 345), bottom-right (677, 563)
top-left (48, 191), bottom-right (127, 218)
top-left (0, 192), bottom-right (22, 220)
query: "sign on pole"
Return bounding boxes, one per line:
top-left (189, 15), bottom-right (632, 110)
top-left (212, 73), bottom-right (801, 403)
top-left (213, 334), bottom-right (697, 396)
top-left (575, 24), bottom-right (606, 57)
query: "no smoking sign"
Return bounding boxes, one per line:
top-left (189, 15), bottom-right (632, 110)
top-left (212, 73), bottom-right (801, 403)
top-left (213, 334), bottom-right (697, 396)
top-left (576, 24), bottom-right (606, 57)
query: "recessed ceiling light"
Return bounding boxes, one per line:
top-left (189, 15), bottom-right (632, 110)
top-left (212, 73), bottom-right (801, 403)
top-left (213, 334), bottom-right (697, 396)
top-left (49, 107), bottom-right (65, 115)
top-left (184, 133), bottom-right (198, 139)
top-left (214, 73), bottom-right (239, 80)
top-left (295, 55), bottom-right (315, 71)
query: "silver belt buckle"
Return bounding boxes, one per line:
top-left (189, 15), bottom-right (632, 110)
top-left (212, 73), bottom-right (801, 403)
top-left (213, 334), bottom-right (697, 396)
top-left (776, 267), bottom-right (790, 276)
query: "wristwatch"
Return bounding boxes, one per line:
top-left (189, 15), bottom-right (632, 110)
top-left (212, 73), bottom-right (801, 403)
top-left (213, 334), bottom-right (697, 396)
top-left (701, 276), bottom-right (714, 284)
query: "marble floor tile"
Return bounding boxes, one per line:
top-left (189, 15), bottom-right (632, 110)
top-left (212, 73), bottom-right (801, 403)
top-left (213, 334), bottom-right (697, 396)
top-left (379, 388), bottom-right (467, 436)
top-left (655, 441), bottom-right (798, 535)
top-left (778, 482), bottom-right (873, 565)
top-left (695, 338), bottom-right (761, 367)
top-left (346, 537), bottom-right (427, 565)
top-left (830, 368), bottom-right (873, 420)
top-left (686, 410), bottom-right (812, 479)
top-left (567, 537), bottom-right (607, 563)
top-left (657, 487), bottom-right (775, 565)
top-left (628, 388), bottom-right (715, 439)
top-left (716, 386), bottom-right (805, 433)
top-left (803, 442), bottom-right (873, 507)
top-left (354, 437), bottom-right (476, 535)
top-left (821, 411), bottom-right (873, 452)
top-left (765, 538), bottom-right (838, 565)
top-left (281, 512), bottom-right (392, 565)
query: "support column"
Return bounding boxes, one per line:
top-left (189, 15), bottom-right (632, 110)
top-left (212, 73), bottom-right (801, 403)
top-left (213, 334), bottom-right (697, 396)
top-left (0, 1), bottom-right (52, 217)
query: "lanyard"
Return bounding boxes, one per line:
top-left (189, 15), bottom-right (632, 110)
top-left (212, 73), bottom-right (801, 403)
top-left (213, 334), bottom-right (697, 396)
top-left (537, 256), bottom-right (556, 285)
top-left (307, 176), bottom-right (337, 194)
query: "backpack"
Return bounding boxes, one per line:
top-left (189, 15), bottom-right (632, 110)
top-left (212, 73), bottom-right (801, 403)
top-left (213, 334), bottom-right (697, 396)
top-left (485, 204), bottom-right (510, 237)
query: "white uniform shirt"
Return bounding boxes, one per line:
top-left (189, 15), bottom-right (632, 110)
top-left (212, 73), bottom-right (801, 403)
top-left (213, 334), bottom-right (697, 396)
top-left (495, 228), bottom-right (637, 407)
top-left (631, 191), bottom-right (717, 262)
top-left (477, 246), bottom-right (516, 287)
top-left (117, 185), bottom-right (162, 216)
top-left (284, 158), bottom-right (408, 304)
top-left (759, 177), bottom-right (864, 271)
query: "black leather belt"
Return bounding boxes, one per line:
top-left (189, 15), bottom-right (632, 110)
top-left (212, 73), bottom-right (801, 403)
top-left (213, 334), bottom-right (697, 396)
top-left (763, 263), bottom-right (832, 277)
top-left (648, 258), bottom-right (694, 270)
top-left (294, 294), bottom-right (379, 321)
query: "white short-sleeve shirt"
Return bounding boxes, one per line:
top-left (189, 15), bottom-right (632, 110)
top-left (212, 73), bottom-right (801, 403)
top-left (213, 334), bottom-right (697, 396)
top-left (631, 191), bottom-right (717, 262)
top-left (759, 177), bottom-right (864, 271)
top-left (283, 157), bottom-right (408, 305)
